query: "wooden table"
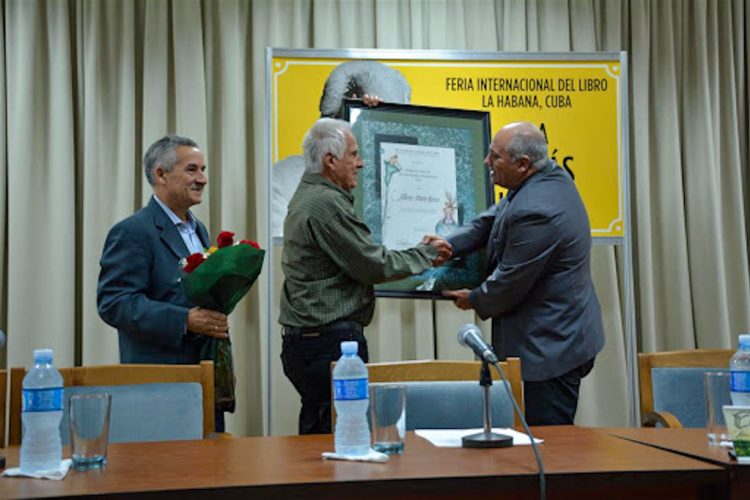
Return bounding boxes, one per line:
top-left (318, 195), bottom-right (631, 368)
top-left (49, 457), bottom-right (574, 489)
top-left (0, 426), bottom-right (726, 499)
top-left (609, 427), bottom-right (750, 499)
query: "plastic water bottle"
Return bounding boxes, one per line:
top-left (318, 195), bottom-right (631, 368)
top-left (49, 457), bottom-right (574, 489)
top-left (20, 349), bottom-right (63, 473)
top-left (333, 341), bottom-right (370, 456)
top-left (730, 334), bottom-right (750, 406)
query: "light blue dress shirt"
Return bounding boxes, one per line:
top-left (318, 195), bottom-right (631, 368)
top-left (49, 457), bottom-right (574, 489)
top-left (152, 195), bottom-right (205, 254)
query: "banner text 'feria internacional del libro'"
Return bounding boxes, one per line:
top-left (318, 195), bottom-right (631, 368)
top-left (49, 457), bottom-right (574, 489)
top-left (272, 54), bottom-right (624, 238)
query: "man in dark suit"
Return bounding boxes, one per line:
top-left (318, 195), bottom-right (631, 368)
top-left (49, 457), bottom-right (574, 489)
top-left (442, 122), bottom-right (605, 425)
top-left (97, 135), bottom-right (229, 426)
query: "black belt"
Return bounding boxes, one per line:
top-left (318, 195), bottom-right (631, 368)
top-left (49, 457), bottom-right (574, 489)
top-left (282, 320), bottom-right (363, 338)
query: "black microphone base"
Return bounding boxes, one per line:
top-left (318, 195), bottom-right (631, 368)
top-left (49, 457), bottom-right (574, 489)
top-left (461, 431), bottom-right (514, 448)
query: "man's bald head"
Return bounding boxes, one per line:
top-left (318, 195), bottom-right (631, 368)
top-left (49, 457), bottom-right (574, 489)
top-left (497, 122), bottom-right (548, 169)
top-left (485, 122), bottom-right (549, 189)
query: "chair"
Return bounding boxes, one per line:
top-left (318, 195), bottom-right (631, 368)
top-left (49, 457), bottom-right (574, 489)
top-left (364, 359), bottom-right (523, 429)
top-left (1, 369), bottom-right (6, 447)
top-left (9, 361), bottom-right (215, 446)
top-left (638, 349), bottom-right (734, 428)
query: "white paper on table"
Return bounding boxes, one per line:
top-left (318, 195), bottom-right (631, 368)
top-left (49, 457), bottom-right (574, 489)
top-left (379, 143), bottom-right (456, 250)
top-left (415, 428), bottom-right (543, 448)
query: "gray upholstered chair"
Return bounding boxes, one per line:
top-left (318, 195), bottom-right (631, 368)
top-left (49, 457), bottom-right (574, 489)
top-left (396, 380), bottom-right (514, 430)
top-left (638, 349), bottom-right (734, 427)
top-left (9, 362), bottom-right (215, 445)
top-left (58, 383), bottom-right (204, 444)
top-left (361, 359), bottom-right (523, 429)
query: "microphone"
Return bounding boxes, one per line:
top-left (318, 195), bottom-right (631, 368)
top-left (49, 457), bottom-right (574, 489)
top-left (457, 323), bottom-right (498, 364)
top-left (456, 323), bottom-right (546, 499)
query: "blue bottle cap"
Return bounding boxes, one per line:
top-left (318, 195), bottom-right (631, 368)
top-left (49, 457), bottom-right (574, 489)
top-left (33, 349), bottom-right (53, 364)
top-left (340, 341), bottom-right (358, 354)
top-left (739, 334), bottom-right (750, 349)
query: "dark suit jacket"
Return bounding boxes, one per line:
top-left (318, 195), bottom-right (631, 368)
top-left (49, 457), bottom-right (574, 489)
top-left (448, 162), bottom-right (605, 381)
top-left (97, 196), bottom-right (210, 364)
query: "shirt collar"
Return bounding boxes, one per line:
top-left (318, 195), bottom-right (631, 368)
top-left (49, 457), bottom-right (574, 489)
top-left (301, 172), bottom-right (355, 203)
top-left (152, 195), bottom-right (197, 229)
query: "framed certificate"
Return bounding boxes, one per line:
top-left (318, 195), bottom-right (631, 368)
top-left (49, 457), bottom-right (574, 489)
top-left (344, 101), bottom-right (492, 299)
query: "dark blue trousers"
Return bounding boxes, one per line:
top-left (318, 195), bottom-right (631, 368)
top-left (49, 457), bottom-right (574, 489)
top-left (523, 358), bottom-right (595, 425)
top-left (280, 321), bottom-right (367, 435)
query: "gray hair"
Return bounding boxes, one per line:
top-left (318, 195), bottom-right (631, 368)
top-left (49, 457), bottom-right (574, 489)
top-left (319, 60), bottom-right (411, 118)
top-left (143, 135), bottom-right (199, 185)
top-left (302, 118), bottom-right (351, 174)
top-left (505, 123), bottom-right (549, 169)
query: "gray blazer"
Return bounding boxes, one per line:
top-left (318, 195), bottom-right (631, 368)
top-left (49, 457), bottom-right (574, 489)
top-left (97, 196), bottom-right (210, 364)
top-left (448, 162), bottom-right (604, 381)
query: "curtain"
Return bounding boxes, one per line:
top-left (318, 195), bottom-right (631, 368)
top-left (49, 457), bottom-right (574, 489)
top-left (629, 0), bottom-right (750, 352)
top-left (3, 0), bottom-right (262, 435)
top-left (0, 0), bottom-right (6, 369)
top-left (6, 0), bottom-right (78, 369)
top-left (1, 0), bottom-right (748, 436)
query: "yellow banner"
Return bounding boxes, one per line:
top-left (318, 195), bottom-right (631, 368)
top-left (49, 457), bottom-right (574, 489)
top-left (271, 53), bottom-right (624, 238)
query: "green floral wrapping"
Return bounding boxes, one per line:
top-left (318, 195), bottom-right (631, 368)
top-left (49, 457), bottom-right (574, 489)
top-left (181, 244), bottom-right (265, 413)
top-left (200, 337), bottom-right (236, 412)
top-left (181, 245), bottom-right (265, 315)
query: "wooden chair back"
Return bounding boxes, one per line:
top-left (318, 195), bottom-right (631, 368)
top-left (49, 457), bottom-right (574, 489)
top-left (364, 358), bottom-right (523, 427)
top-left (638, 349), bottom-right (734, 427)
top-left (9, 361), bottom-right (215, 445)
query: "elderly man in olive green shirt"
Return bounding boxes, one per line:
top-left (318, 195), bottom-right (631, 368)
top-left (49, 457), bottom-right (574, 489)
top-left (280, 117), bottom-right (451, 434)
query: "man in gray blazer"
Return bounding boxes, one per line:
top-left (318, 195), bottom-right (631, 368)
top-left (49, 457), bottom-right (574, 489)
top-left (443, 122), bottom-right (605, 425)
top-left (97, 135), bottom-right (229, 365)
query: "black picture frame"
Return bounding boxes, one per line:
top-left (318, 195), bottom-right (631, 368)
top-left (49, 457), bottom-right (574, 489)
top-left (344, 100), bottom-right (493, 299)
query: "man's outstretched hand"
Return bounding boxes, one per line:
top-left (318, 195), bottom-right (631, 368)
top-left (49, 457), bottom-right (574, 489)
top-left (421, 234), bottom-right (453, 266)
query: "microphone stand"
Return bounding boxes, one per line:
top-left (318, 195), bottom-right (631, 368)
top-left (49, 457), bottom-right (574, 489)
top-left (491, 360), bottom-right (546, 500)
top-left (461, 360), bottom-right (513, 448)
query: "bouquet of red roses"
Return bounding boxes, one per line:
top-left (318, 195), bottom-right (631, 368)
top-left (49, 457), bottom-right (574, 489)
top-left (180, 231), bottom-right (265, 413)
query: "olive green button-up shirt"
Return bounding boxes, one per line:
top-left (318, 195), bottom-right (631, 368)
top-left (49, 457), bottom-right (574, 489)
top-left (279, 173), bottom-right (437, 328)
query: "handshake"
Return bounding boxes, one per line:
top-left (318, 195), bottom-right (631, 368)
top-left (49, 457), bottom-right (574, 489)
top-left (421, 234), bottom-right (453, 267)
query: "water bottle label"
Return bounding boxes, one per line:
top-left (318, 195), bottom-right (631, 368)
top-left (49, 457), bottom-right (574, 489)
top-left (730, 372), bottom-right (750, 393)
top-left (333, 378), bottom-right (368, 401)
top-left (22, 387), bottom-right (63, 412)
